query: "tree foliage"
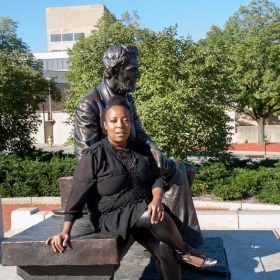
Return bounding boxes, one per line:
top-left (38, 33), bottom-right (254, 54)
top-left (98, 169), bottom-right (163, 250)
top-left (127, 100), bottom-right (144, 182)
top-left (0, 16), bottom-right (29, 54)
top-left (134, 28), bottom-right (232, 159)
top-left (64, 12), bottom-right (232, 160)
top-left (0, 17), bottom-right (61, 154)
top-left (205, 0), bottom-right (280, 143)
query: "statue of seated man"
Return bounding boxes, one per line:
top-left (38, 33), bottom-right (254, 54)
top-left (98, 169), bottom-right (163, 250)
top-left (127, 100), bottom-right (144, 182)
top-left (74, 44), bottom-right (204, 249)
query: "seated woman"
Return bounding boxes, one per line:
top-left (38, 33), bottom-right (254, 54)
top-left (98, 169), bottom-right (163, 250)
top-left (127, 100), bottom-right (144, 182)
top-left (46, 97), bottom-right (218, 279)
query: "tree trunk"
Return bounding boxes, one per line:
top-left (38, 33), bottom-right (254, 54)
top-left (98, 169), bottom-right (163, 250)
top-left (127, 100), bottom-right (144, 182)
top-left (257, 118), bottom-right (265, 144)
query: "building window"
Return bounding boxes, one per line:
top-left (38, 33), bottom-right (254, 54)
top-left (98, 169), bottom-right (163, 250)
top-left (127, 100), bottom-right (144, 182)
top-left (43, 59), bottom-right (53, 70)
top-left (40, 58), bottom-right (70, 70)
top-left (62, 58), bottom-right (70, 69)
top-left (74, 33), bottom-right (85, 41)
top-left (62, 33), bottom-right (73, 41)
top-left (50, 34), bottom-right (61, 42)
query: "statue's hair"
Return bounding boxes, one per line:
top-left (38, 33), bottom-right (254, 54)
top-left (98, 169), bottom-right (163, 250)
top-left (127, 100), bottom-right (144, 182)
top-left (102, 96), bottom-right (131, 123)
top-left (103, 44), bottom-right (139, 78)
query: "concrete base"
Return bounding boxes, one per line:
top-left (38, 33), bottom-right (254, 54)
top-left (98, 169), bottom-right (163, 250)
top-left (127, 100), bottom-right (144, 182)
top-left (0, 193), bottom-right (3, 238)
top-left (197, 210), bottom-right (280, 229)
top-left (239, 210), bottom-right (280, 229)
top-left (11, 208), bottom-right (53, 230)
top-left (17, 265), bottom-right (117, 280)
top-left (198, 210), bottom-right (239, 229)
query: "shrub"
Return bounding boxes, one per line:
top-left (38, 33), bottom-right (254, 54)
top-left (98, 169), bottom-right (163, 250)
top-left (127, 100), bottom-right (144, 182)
top-left (258, 158), bottom-right (280, 168)
top-left (1, 149), bottom-right (280, 205)
top-left (255, 165), bottom-right (280, 204)
top-left (0, 151), bottom-right (76, 197)
top-left (256, 180), bottom-right (280, 204)
top-left (212, 168), bottom-right (261, 200)
top-left (192, 162), bottom-right (231, 196)
top-left (192, 156), bottom-right (280, 204)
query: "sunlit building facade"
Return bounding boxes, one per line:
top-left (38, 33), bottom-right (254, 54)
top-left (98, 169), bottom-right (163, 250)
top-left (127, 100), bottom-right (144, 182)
top-left (32, 5), bottom-right (109, 145)
top-left (46, 4), bottom-right (109, 52)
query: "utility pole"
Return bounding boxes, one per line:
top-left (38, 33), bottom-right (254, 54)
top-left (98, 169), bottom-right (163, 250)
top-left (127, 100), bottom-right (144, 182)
top-left (42, 102), bottom-right (46, 143)
top-left (46, 77), bottom-right (52, 120)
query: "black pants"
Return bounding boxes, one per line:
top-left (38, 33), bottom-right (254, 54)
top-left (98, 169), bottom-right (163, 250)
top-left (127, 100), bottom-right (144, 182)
top-left (131, 210), bottom-right (190, 280)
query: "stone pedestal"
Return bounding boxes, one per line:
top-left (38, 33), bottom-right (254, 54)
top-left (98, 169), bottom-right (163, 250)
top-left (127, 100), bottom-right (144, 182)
top-left (0, 192), bottom-right (4, 238)
top-left (58, 176), bottom-right (73, 210)
top-left (52, 177), bottom-right (73, 215)
top-left (53, 177), bottom-right (87, 216)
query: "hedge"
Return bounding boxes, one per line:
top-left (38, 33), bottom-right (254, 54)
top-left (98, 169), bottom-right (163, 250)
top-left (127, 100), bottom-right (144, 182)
top-left (0, 150), bottom-right (76, 197)
top-left (1, 149), bottom-right (280, 205)
top-left (192, 156), bottom-right (280, 204)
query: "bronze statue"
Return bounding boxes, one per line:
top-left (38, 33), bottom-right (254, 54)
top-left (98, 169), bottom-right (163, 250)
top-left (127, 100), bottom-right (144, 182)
top-left (74, 44), bottom-right (204, 248)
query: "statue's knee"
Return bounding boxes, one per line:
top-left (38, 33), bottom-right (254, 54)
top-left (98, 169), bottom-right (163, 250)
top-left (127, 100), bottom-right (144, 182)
top-left (184, 162), bottom-right (196, 172)
top-left (183, 162), bottom-right (196, 188)
top-left (187, 168), bottom-right (196, 177)
top-left (183, 162), bottom-right (196, 176)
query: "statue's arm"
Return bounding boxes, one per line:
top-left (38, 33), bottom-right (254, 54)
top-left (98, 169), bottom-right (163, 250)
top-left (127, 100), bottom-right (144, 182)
top-left (74, 99), bottom-right (100, 160)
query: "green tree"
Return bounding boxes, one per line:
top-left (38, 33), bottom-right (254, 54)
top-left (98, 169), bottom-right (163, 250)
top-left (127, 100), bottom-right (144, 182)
top-left (134, 28), bottom-right (232, 159)
top-left (0, 17), bottom-right (61, 154)
top-left (205, 0), bottom-right (280, 144)
top-left (0, 16), bottom-right (28, 54)
top-left (64, 12), bottom-right (232, 160)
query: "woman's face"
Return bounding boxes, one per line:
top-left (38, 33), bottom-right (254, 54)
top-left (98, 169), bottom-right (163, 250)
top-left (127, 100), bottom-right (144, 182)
top-left (104, 105), bottom-right (131, 148)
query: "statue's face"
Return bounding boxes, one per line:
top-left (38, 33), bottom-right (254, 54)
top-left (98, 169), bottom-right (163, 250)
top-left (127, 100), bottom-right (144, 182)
top-left (116, 57), bottom-right (140, 93)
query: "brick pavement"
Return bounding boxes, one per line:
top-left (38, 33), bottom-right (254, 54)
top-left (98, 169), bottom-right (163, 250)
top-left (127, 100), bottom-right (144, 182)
top-left (1, 204), bottom-right (59, 232)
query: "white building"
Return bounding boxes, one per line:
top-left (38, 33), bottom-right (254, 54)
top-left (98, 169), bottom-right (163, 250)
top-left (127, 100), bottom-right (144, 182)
top-left (32, 5), bottom-right (108, 145)
top-left (46, 5), bottom-right (109, 52)
top-left (32, 51), bottom-right (70, 145)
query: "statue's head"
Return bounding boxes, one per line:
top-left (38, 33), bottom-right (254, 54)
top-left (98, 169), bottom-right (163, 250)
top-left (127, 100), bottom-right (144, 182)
top-left (103, 44), bottom-right (141, 94)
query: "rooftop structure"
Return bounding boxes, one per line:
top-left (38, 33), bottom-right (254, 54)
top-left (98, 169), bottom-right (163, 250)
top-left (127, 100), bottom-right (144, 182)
top-left (46, 4), bottom-right (109, 52)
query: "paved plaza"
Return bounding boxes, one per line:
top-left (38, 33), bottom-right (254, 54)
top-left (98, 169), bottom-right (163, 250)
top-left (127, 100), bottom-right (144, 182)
top-left (1, 200), bottom-right (280, 280)
top-left (1, 229), bottom-right (280, 279)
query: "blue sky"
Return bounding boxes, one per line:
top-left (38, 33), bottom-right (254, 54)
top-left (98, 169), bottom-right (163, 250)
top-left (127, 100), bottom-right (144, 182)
top-left (1, 0), bottom-right (280, 52)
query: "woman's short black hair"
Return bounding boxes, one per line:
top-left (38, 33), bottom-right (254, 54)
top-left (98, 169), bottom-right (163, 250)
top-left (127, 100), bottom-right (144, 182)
top-left (102, 96), bottom-right (131, 123)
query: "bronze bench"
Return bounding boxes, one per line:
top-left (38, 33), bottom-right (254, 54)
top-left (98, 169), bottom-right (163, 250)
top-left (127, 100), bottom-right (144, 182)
top-left (2, 215), bottom-right (134, 280)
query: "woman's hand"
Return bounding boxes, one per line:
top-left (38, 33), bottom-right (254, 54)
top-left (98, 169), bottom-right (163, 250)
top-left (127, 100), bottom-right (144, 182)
top-left (148, 187), bottom-right (165, 224)
top-left (147, 197), bottom-right (165, 224)
top-left (45, 232), bottom-right (70, 253)
top-left (148, 187), bottom-right (164, 224)
top-left (46, 220), bottom-right (74, 252)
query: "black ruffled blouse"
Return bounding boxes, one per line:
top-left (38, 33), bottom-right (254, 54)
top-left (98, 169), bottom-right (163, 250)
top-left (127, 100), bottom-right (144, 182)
top-left (65, 138), bottom-right (167, 239)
